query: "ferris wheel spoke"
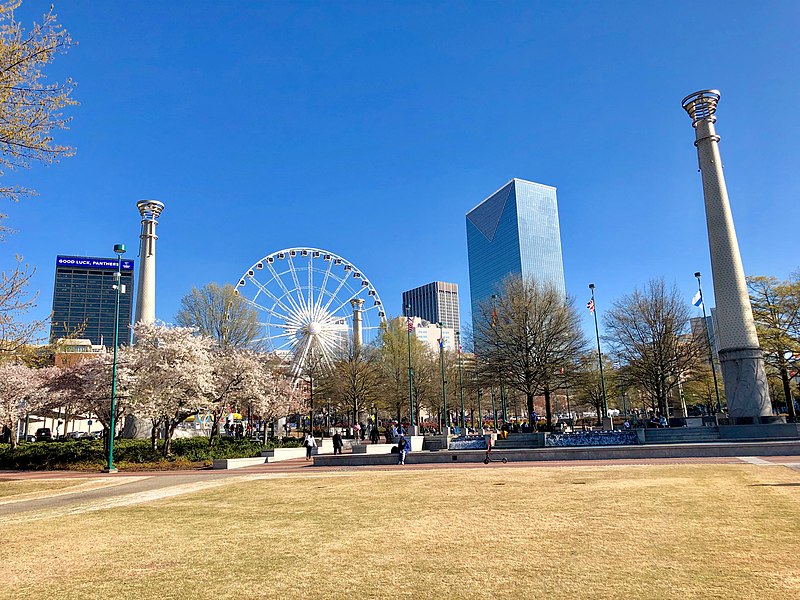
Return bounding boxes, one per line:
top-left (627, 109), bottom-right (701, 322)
top-left (307, 254), bottom-right (314, 316)
top-left (286, 255), bottom-right (310, 314)
top-left (314, 257), bottom-right (335, 317)
top-left (247, 275), bottom-right (296, 317)
top-left (265, 261), bottom-right (305, 316)
top-left (320, 271), bottom-right (353, 315)
top-left (272, 337), bottom-right (298, 351)
top-left (326, 286), bottom-right (369, 319)
top-left (247, 299), bottom-right (301, 329)
top-left (269, 331), bottom-right (299, 340)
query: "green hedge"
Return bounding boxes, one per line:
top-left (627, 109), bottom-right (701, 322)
top-left (0, 436), bottom-right (302, 470)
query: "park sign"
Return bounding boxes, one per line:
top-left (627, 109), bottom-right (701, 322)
top-left (56, 255), bottom-right (135, 271)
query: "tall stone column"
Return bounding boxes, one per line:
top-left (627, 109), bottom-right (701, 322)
top-left (134, 200), bottom-right (165, 329)
top-left (350, 298), bottom-right (364, 351)
top-left (125, 199), bottom-right (164, 438)
top-left (681, 90), bottom-right (771, 420)
top-left (350, 298), bottom-right (365, 427)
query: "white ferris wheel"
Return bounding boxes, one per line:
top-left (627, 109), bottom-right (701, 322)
top-left (234, 247), bottom-right (387, 376)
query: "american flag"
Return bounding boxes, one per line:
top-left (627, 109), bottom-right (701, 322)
top-left (407, 317), bottom-right (414, 332)
top-left (587, 298), bottom-right (595, 314)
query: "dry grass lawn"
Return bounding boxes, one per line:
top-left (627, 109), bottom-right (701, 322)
top-left (1, 464), bottom-right (800, 599)
top-left (0, 478), bottom-right (92, 500)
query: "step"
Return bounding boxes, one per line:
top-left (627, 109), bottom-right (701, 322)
top-left (212, 457), bottom-right (267, 470)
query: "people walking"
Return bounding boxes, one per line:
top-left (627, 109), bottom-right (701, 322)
top-left (304, 432), bottom-right (316, 460)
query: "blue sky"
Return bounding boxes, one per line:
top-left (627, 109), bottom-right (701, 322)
top-left (4, 0), bottom-right (799, 340)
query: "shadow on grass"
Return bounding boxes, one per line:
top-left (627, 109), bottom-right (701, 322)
top-left (751, 483), bottom-right (800, 487)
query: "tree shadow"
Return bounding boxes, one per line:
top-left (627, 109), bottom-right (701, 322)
top-left (751, 483), bottom-right (800, 487)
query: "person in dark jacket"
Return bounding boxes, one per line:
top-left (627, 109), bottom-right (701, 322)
top-left (332, 431), bottom-right (344, 455)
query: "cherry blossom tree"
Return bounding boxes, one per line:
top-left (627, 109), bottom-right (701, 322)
top-left (250, 359), bottom-right (302, 441)
top-left (130, 322), bottom-right (213, 457)
top-left (71, 351), bottom-right (133, 450)
top-left (0, 361), bottom-right (44, 447)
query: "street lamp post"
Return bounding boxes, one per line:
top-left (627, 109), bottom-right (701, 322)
top-left (588, 284), bottom-right (609, 420)
top-left (491, 387), bottom-right (498, 431)
top-left (477, 387), bottom-right (483, 433)
top-left (438, 321), bottom-right (449, 434)
top-left (104, 243), bottom-right (126, 474)
top-left (456, 332), bottom-right (465, 434)
top-left (694, 272), bottom-right (724, 415)
top-left (406, 306), bottom-right (416, 434)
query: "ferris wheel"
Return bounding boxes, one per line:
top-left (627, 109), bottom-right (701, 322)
top-left (234, 247), bottom-right (387, 376)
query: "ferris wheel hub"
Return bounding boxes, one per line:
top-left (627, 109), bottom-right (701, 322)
top-left (308, 321), bottom-right (322, 335)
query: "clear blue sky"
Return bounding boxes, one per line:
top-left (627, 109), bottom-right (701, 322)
top-left (4, 0), bottom-right (799, 340)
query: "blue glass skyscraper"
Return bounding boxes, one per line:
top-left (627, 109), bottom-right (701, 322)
top-left (466, 178), bottom-right (566, 330)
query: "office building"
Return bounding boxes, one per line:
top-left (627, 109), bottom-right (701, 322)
top-left (408, 317), bottom-right (456, 353)
top-left (50, 255), bottom-right (135, 347)
top-left (691, 312), bottom-right (720, 360)
top-left (466, 178), bottom-right (566, 330)
top-left (402, 281), bottom-right (461, 335)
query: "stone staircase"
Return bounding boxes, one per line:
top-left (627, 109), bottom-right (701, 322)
top-left (643, 426), bottom-right (720, 444)
top-left (493, 432), bottom-right (540, 449)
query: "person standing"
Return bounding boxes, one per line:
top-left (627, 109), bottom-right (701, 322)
top-left (332, 430), bottom-right (343, 455)
top-left (353, 422), bottom-right (360, 441)
top-left (304, 432), bottom-right (316, 460)
top-left (369, 424), bottom-right (380, 445)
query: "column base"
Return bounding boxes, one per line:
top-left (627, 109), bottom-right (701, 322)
top-left (102, 466), bottom-right (118, 474)
top-left (719, 347), bottom-right (772, 419)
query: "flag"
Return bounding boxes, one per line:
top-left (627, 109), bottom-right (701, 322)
top-left (587, 298), bottom-right (595, 314)
top-left (407, 317), bottom-right (414, 332)
top-left (491, 307), bottom-right (498, 327)
top-left (692, 290), bottom-right (703, 307)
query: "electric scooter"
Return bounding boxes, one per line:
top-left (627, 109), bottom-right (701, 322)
top-left (483, 438), bottom-right (508, 464)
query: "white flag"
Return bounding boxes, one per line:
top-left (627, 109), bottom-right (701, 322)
top-left (692, 290), bottom-right (703, 307)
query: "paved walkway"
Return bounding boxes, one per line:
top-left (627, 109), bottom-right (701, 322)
top-left (2, 455), bottom-right (798, 521)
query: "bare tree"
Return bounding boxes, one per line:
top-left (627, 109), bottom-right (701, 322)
top-left (0, 1), bottom-right (76, 231)
top-left (603, 278), bottom-right (704, 416)
top-left (317, 342), bottom-right (381, 429)
top-left (0, 257), bottom-right (45, 360)
top-left (474, 275), bottom-right (587, 429)
top-left (175, 283), bottom-right (261, 349)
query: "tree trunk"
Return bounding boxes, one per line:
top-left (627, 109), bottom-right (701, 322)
top-left (544, 386), bottom-right (552, 429)
top-left (780, 365), bottom-right (796, 421)
top-left (162, 424), bottom-right (176, 457)
top-left (210, 413), bottom-right (221, 447)
top-left (150, 423), bottom-right (159, 451)
top-left (526, 391), bottom-right (534, 424)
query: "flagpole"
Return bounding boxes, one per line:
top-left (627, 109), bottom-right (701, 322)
top-left (438, 321), bottom-right (448, 434)
top-left (694, 272), bottom-right (722, 414)
top-left (589, 284), bottom-right (608, 420)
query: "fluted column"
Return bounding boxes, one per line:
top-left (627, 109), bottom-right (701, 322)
top-left (134, 200), bottom-right (164, 328)
top-left (350, 298), bottom-right (364, 351)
